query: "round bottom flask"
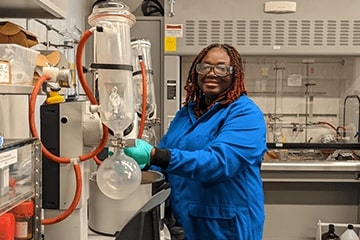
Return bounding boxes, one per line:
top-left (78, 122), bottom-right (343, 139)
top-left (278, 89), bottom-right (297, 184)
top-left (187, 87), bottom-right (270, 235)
top-left (96, 148), bottom-right (141, 199)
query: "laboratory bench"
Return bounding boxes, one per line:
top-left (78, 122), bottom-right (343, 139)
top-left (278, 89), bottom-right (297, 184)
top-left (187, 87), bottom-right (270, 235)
top-left (86, 157), bottom-right (360, 240)
top-left (261, 143), bottom-right (360, 240)
top-left (87, 143), bottom-right (360, 240)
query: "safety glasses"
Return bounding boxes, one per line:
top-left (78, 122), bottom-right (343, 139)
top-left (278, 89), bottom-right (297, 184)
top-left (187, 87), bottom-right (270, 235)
top-left (196, 63), bottom-right (233, 77)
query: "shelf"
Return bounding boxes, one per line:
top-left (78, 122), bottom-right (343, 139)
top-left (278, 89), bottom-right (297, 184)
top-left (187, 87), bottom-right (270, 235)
top-left (0, 84), bottom-right (34, 95)
top-left (0, 0), bottom-right (66, 19)
top-left (248, 91), bottom-right (328, 96)
top-left (267, 142), bottom-right (360, 150)
top-left (317, 220), bottom-right (360, 239)
top-left (0, 186), bottom-right (33, 214)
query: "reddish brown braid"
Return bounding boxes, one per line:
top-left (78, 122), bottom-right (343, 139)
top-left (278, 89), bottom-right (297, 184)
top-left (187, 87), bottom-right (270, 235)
top-left (183, 43), bottom-right (247, 115)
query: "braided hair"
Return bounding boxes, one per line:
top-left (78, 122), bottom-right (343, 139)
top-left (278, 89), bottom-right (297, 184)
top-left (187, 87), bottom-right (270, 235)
top-left (183, 43), bottom-right (247, 117)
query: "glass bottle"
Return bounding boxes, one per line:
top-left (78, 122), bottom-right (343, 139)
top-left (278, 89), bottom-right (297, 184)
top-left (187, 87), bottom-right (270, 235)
top-left (12, 200), bottom-right (34, 240)
top-left (321, 224), bottom-right (340, 240)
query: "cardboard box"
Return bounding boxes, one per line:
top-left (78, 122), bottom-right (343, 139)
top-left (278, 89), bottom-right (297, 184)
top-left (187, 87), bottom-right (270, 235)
top-left (0, 21), bottom-right (38, 48)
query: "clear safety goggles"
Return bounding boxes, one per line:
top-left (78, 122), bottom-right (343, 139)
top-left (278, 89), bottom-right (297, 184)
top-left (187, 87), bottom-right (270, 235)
top-left (196, 63), bottom-right (233, 77)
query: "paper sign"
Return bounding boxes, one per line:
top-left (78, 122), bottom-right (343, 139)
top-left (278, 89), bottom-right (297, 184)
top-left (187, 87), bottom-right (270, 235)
top-left (287, 74), bottom-right (302, 87)
top-left (165, 36), bottom-right (177, 52)
top-left (165, 24), bottom-right (183, 37)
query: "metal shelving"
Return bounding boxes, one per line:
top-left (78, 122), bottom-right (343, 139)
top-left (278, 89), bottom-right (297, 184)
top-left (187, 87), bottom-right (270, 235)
top-left (0, 0), bottom-right (66, 19)
top-left (0, 84), bottom-right (34, 95)
top-left (317, 220), bottom-right (360, 240)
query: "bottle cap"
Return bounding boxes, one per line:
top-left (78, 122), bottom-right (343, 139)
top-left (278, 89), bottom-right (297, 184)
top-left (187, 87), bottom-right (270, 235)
top-left (13, 200), bottom-right (34, 217)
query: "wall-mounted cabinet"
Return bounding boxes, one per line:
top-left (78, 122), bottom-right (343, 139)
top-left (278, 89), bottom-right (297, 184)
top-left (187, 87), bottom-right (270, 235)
top-left (0, 0), bottom-right (66, 19)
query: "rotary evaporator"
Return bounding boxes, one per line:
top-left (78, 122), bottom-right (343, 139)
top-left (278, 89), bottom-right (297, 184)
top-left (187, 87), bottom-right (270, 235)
top-left (28, 1), bottom-right (170, 239)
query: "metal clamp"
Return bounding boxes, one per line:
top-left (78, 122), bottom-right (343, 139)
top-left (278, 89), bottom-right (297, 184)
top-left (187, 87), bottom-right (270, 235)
top-left (168, 0), bottom-right (176, 17)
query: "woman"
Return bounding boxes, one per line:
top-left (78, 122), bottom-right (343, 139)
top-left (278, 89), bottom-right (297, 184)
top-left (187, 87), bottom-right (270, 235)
top-left (125, 43), bottom-right (267, 240)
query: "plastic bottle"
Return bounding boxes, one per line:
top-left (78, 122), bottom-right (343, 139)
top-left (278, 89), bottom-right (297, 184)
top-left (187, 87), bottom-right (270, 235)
top-left (321, 224), bottom-right (340, 240)
top-left (12, 200), bottom-right (34, 240)
top-left (0, 212), bottom-right (15, 240)
top-left (340, 224), bottom-right (359, 240)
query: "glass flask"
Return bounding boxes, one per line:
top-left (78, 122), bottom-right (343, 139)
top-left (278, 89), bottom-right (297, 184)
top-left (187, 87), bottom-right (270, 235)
top-left (131, 38), bottom-right (157, 119)
top-left (88, 1), bottom-right (136, 136)
top-left (96, 148), bottom-right (141, 199)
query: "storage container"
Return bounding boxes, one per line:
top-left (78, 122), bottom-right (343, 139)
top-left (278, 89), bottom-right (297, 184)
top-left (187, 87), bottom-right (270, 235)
top-left (0, 44), bottom-right (39, 85)
top-left (12, 200), bottom-right (34, 240)
top-left (0, 212), bottom-right (15, 240)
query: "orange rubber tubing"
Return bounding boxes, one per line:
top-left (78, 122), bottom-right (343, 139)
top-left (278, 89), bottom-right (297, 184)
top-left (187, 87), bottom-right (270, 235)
top-left (93, 155), bottom-right (102, 165)
top-left (41, 164), bottom-right (82, 225)
top-left (76, 29), bottom-right (97, 105)
top-left (28, 28), bottom-right (109, 224)
top-left (137, 60), bottom-right (147, 139)
top-left (76, 28), bottom-right (109, 162)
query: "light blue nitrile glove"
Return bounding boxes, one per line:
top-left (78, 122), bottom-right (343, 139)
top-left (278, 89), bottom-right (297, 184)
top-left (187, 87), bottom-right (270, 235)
top-left (124, 139), bottom-right (153, 166)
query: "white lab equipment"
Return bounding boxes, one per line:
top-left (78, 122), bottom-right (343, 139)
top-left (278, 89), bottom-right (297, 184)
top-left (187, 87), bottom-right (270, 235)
top-left (88, 0), bottom-right (136, 137)
top-left (131, 38), bottom-right (157, 119)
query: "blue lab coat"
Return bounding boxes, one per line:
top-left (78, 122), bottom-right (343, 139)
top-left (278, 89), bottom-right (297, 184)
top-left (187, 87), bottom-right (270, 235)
top-left (156, 94), bottom-right (267, 240)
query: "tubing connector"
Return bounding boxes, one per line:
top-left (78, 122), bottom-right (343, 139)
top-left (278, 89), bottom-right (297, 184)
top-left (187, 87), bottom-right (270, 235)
top-left (89, 104), bottom-right (100, 113)
top-left (70, 157), bottom-right (80, 165)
